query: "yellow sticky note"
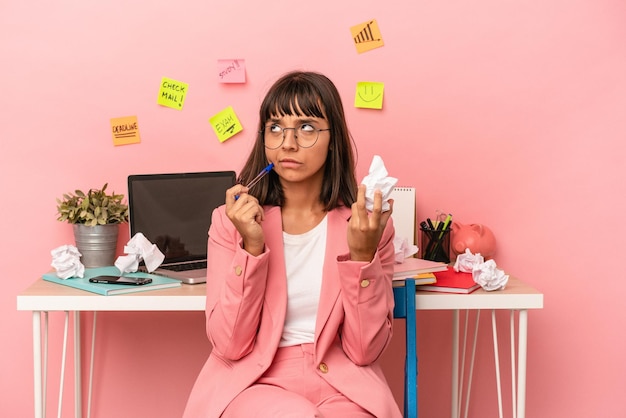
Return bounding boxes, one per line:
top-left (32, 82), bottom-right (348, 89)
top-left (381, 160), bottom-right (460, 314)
top-left (355, 82), bottom-right (384, 109)
top-left (157, 77), bottom-right (188, 110)
top-left (110, 116), bottom-right (141, 146)
top-left (350, 19), bottom-right (384, 54)
top-left (209, 106), bottom-right (243, 142)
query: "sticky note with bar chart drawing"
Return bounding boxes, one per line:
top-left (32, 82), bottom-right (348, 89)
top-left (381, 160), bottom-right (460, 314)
top-left (350, 19), bottom-right (384, 53)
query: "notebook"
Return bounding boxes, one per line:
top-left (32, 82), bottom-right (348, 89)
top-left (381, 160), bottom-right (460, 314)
top-left (127, 171), bottom-right (236, 284)
top-left (389, 187), bottom-right (416, 246)
top-left (418, 267), bottom-right (481, 294)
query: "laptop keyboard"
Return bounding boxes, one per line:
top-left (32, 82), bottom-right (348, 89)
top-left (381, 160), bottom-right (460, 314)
top-left (161, 261), bottom-right (207, 272)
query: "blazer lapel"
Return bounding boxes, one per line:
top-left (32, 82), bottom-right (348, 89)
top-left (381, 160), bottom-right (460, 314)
top-left (261, 206), bottom-right (288, 335)
top-left (314, 206), bottom-right (351, 338)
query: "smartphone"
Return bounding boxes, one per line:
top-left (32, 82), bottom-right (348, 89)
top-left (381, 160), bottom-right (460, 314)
top-left (88, 276), bottom-right (153, 286)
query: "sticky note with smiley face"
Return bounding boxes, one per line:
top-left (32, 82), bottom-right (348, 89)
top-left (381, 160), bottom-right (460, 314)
top-left (355, 82), bottom-right (384, 109)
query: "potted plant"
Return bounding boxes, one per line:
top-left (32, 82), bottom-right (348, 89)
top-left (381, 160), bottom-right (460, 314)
top-left (56, 183), bottom-right (129, 267)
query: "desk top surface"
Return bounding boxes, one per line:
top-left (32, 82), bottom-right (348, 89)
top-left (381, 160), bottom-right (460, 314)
top-left (17, 276), bottom-right (543, 312)
top-left (414, 276), bottom-right (543, 310)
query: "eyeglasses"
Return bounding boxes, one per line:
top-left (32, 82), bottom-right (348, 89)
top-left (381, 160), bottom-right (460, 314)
top-left (261, 123), bottom-right (330, 150)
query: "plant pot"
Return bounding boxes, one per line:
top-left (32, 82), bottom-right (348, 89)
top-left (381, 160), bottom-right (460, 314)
top-left (73, 224), bottom-right (120, 268)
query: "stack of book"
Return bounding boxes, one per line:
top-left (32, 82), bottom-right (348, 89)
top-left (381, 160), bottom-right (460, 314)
top-left (393, 257), bottom-right (448, 285)
top-left (418, 266), bottom-right (481, 294)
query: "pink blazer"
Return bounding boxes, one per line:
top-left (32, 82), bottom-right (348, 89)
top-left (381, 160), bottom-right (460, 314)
top-left (183, 205), bottom-right (402, 418)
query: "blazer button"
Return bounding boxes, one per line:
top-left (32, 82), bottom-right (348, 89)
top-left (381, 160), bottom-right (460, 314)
top-left (234, 266), bottom-right (243, 276)
top-left (360, 279), bottom-right (370, 288)
top-left (318, 363), bottom-right (329, 373)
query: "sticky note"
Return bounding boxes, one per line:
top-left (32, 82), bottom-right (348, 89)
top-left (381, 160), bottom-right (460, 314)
top-left (217, 59), bottom-right (246, 83)
top-left (355, 82), bottom-right (384, 109)
top-left (110, 116), bottom-right (141, 146)
top-left (350, 19), bottom-right (384, 54)
top-left (209, 106), bottom-right (243, 142)
top-left (157, 77), bottom-right (188, 110)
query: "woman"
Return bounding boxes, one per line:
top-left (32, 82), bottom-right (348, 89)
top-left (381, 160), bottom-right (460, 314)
top-left (184, 71), bottom-right (401, 418)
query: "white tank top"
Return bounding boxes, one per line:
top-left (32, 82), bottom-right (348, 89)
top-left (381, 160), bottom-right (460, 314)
top-left (279, 215), bottom-right (327, 347)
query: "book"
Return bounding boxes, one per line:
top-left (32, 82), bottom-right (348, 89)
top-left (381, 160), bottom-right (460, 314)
top-left (393, 257), bottom-right (448, 279)
top-left (413, 272), bottom-right (437, 285)
top-left (395, 272), bottom-right (437, 286)
top-left (42, 266), bottom-right (182, 296)
top-left (418, 267), bottom-right (481, 294)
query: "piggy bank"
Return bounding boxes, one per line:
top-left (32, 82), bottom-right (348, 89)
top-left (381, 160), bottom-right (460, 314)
top-left (451, 222), bottom-right (496, 259)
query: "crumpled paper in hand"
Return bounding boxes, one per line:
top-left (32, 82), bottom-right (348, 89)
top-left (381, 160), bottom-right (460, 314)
top-left (361, 155), bottom-right (398, 212)
top-left (51, 244), bottom-right (85, 279)
top-left (454, 248), bottom-right (508, 291)
top-left (394, 236), bottom-right (418, 263)
top-left (114, 232), bottom-right (165, 273)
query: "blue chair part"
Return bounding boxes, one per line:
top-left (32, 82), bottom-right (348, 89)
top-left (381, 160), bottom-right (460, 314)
top-left (393, 278), bottom-right (418, 418)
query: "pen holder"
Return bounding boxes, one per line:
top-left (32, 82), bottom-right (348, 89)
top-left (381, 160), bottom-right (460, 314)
top-left (420, 227), bottom-right (451, 263)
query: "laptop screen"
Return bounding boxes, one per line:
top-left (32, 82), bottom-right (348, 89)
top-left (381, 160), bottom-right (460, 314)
top-left (127, 171), bottom-right (236, 263)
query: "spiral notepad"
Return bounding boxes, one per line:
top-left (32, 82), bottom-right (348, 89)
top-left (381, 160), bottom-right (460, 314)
top-left (389, 187), bottom-right (416, 246)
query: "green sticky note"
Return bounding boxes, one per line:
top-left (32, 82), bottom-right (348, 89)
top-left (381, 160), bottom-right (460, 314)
top-left (355, 81), bottom-right (384, 109)
top-left (157, 77), bottom-right (188, 110)
top-left (210, 106), bottom-right (243, 142)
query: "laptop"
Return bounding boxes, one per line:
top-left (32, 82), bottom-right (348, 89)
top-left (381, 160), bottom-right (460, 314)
top-left (127, 171), bottom-right (236, 284)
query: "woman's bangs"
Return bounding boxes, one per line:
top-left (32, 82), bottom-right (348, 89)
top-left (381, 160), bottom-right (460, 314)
top-left (264, 84), bottom-right (325, 120)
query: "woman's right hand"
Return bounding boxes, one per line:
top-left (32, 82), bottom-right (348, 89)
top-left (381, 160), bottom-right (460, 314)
top-left (224, 185), bottom-right (265, 256)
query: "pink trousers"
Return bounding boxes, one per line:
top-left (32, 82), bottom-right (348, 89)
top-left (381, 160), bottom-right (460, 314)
top-left (221, 344), bottom-right (375, 418)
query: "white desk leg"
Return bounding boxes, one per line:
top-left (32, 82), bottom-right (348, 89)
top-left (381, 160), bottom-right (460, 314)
top-left (517, 310), bottom-right (528, 418)
top-left (451, 309), bottom-right (459, 418)
top-left (33, 312), bottom-right (43, 418)
top-left (510, 311), bottom-right (517, 418)
top-left (87, 312), bottom-right (97, 418)
top-left (491, 310), bottom-right (503, 418)
top-left (43, 312), bottom-right (48, 418)
top-left (463, 311), bottom-right (480, 418)
top-left (58, 312), bottom-right (69, 418)
top-left (458, 311), bottom-right (468, 416)
top-left (74, 311), bottom-right (82, 418)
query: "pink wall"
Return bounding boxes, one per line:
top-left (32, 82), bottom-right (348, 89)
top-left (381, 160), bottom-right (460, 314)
top-left (2, 1), bottom-right (625, 416)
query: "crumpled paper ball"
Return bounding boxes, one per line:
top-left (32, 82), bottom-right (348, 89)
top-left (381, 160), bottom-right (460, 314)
top-left (361, 155), bottom-right (398, 212)
top-left (51, 244), bottom-right (85, 279)
top-left (472, 259), bottom-right (509, 291)
top-left (453, 248), bottom-right (508, 291)
top-left (114, 232), bottom-right (165, 273)
top-left (393, 236), bottom-right (418, 263)
top-left (453, 248), bottom-right (484, 273)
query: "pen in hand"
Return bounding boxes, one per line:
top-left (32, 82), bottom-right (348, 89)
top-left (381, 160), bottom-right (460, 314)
top-left (235, 163), bottom-right (274, 200)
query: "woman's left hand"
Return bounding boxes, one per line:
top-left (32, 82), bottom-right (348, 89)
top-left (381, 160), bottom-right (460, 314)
top-left (347, 184), bottom-right (393, 262)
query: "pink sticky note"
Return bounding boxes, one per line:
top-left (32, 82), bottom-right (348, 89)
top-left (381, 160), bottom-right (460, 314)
top-left (217, 59), bottom-right (246, 83)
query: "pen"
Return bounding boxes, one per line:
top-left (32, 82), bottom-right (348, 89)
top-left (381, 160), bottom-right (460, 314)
top-left (235, 162), bottom-right (274, 200)
top-left (423, 218), bottom-right (437, 258)
top-left (438, 213), bottom-right (452, 239)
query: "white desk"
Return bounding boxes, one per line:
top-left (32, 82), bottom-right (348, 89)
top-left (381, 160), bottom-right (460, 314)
top-left (412, 277), bottom-right (544, 418)
top-left (18, 276), bottom-right (542, 418)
